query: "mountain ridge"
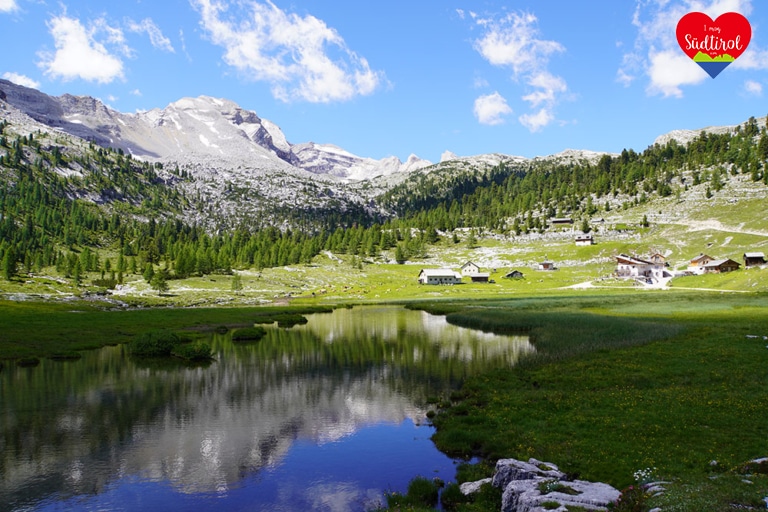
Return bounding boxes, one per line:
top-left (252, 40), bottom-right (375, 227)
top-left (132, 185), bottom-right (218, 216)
top-left (0, 79), bottom-right (433, 183)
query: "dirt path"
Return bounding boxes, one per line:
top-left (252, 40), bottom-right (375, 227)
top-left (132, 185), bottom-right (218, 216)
top-left (667, 219), bottom-right (768, 238)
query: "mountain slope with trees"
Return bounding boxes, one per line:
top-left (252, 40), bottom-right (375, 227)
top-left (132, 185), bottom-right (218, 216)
top-left (2, 84), bottom-right (768, 297)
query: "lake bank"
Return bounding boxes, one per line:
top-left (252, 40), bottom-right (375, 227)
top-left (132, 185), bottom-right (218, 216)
top-left (404, 293), bottom-right (768, 511)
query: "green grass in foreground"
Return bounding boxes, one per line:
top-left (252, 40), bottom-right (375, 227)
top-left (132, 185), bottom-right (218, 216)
top-left (415, 293), bottom-right (768, 511)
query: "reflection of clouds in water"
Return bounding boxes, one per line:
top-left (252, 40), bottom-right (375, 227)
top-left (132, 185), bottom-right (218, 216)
top-left (121, 370), bottom-right (423, 495)
top-left (307, 482), bottom-right (382, 512)
top-left (1, 306), bottom-right (530, 508)
top-left (122, 308), bottom-right (534, 493)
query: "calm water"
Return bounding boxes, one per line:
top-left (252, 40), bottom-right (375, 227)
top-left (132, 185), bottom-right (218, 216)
top-left (0, 305), bottom-right (534, 512)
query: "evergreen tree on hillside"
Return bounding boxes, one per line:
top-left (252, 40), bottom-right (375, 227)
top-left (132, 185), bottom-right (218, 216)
top-left (150, 269), bottom-right (169, 295)
top-left (2, 246), bottom-right (16, 280)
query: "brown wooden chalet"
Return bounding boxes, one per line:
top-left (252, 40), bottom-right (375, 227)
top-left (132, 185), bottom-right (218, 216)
top-left (743, 252), bottom-right (766, 268)
top-left (688, 253), bottom-right (715, 274)
top-left (703, 259), bottom-right (741, 273)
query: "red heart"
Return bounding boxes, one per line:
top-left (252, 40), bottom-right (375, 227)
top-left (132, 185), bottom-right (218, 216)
top-left (676, 12), bottom-right (751, 61)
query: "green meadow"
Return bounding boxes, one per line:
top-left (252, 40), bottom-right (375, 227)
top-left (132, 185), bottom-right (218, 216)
top-left (409, 292), bottom-right (768, 511)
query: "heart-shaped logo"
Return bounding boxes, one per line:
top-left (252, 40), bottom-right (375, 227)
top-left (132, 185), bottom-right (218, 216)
top-left (676, 12), bottom-right (751, 78)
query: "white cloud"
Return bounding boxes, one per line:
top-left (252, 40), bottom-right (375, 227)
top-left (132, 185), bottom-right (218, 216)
top-left (522, 72), bottom-right (567, 108)
top-left (472, 11), bottom-right (567, 131)
top-left (0, 0), bottom-right (17, 13)
top-left (647, 50), bottom-right (707, 97)
top-left (130, 88), bottom-right (142, 96)
top-left (744, 79), bottom-right (763, 95)
top-left (2, 72), bottom-right (40, 89)
top-left (127, 18), bottom-right (175, 53)
top-left (38, 15), bottom-right (126, 84)
top-left (474, 92), bottom-right (513, 125)
top-left (519, 108), bottom-right (554, 132)
top-left (622, 0), bottom-right (761, 97)
top-left (191, 0), bottom-right (384, 103)
top-left (474, 12), bottom-right (564, 76)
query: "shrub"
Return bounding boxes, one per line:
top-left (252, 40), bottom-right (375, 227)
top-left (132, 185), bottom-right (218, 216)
top-left (386, 476), bottom-right (439, 509)
top-left (610, 485), bottom-right (648, 512)
top-left (232, 326), bottom-right (267, 342)
top-left (171, 342), bottom-right (213, 361)
top-left (440, 482), bottom-right (470, 511)
top-left (405, 476), bottom-right (439, 507)
top-left (276, 313), bottom-right (308, 327)
top-left (91, 278), bottom-right (118, 289)
top-left (129, 330), bottom-right (181, 356)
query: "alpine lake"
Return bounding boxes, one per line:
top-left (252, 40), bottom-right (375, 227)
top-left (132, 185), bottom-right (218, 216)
top-left (1, 305), bottom-right (533, 512)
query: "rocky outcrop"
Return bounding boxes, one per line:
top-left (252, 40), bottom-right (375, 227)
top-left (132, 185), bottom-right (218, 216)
top-left (462, 458), bottom-right (621, 512)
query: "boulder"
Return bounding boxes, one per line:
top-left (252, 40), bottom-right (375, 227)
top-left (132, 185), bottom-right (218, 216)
top-left (460, 478), bottom-right (493, 495)
top-left (492, 458), bottom-right (565, 489)
top-left (501, 477), bottom-right (621, 512)
top-left (463, 458), bottom-right (620, 512)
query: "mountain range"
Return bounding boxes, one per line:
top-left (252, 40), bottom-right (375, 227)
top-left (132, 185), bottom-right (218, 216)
top-left (0, 78), bottom-right (759, 232)
top-left (0, 79), bottom-right (432, 183)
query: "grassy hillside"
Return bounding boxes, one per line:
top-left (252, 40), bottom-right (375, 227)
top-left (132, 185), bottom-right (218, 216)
top-left (2, 169), bottom-right (767, 305)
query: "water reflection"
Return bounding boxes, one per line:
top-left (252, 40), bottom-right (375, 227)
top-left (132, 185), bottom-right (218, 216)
top-left (0, 306), bottom-right (533, 511)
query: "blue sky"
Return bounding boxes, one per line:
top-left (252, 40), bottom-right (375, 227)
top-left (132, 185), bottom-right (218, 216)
top-left (1, 0), bottom-right (767, 163)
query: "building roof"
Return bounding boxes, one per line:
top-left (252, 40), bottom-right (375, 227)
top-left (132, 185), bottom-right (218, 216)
top-left (744, 252), bottom-right (766, 259)
top-left (461, 261), bottom-right (479, 269)
top-left (704, 258), bottom-right (740, 268)
top-left (616, 254), bottom-right (654, 265)
top-left (419, 268), bottom-right (461, 278)
top-left (690, 253), bottom-right (713, 264)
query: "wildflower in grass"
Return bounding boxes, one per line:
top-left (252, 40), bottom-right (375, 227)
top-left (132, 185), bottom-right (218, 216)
top-left (633, 467), bottom-right (657, 485)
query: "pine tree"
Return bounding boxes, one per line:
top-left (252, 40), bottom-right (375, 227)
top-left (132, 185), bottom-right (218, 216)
top-left (395, 244), bottom-right (406, 264)
top-left (466, 230), bottom-right (478, 249)
top-left (2, 246), bottom-right (16, 280)
top-left (231, 273), bottom-right (243, 294)
top-left (72, 259), bottom-right (82, 286)
top-left (150, 270), bottom-right (169, 295)
top-left (143, 263), bottom-right (155, 283)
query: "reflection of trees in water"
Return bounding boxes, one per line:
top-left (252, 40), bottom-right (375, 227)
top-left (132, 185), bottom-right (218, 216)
top-left (0, 307), bottom-right (533, 507)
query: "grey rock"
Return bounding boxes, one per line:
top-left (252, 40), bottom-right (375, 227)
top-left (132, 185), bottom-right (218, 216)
top-left (492, 458), bottom-right (566, 489)
top-left (460, 478), bottom-right (492, 495)
top-left (501, 476), bottom-right (620, 512)
top-left (464, 458), bottom-right (620, 512)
